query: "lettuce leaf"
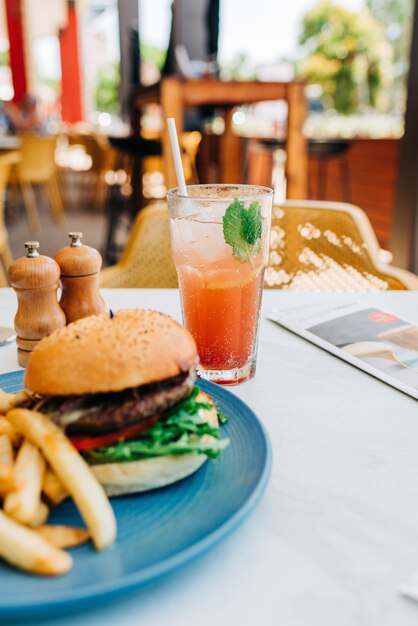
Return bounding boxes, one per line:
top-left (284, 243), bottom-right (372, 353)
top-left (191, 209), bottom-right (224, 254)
top-left (83, 386), bottom-right (230, 464)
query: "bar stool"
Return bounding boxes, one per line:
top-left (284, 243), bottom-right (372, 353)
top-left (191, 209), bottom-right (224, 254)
top-left (103, 136), bottom-right (161, 265)
top-left (245, 137), bottom-right (352, 202)
top-left (308, 139), bottom-right (352, 202)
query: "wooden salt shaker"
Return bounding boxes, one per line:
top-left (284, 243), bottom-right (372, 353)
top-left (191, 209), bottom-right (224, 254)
top-left (8, 241), bottom-right (66, 368)
top-left (54, 232), bottom-right (105, 324)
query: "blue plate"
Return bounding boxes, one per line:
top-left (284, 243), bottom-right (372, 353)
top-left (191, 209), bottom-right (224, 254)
top-left (0, 371), bottom-right (271, 621)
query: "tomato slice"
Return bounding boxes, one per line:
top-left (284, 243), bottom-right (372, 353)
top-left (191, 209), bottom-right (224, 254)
top-left (69, 414), bottom-right (160, 452)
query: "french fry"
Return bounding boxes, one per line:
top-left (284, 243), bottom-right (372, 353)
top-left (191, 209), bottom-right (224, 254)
top-left (0, 510), bottom-right (72, 576)
top-left (4, 440), bottom-right (45, 525)
top-left (0, 463), bottom-right (15, 494)
top-left (12, 390), bottom-right (31, 407)
top-left (0, 417), bottom-right (21, 447)
top-left (6, 409), bottom-right (116, 551)
top-left (0, 434), bottom-right (13, 465)
top-left (0, 435), bottom-right (15, 495)
top-left (0, 391), bottom-right (14, 414)
top-left (42, 467), bottom-right (68, 506)
top-left (29, 502), bottom-right (49, 527)
top-left (34, 525), bottom-right (90, 549)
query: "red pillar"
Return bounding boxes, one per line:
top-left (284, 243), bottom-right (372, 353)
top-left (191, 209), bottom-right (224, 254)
top-left (59, 0), bottom-right (83, 122)
top-left (4, 0), bottom-right (28, 102)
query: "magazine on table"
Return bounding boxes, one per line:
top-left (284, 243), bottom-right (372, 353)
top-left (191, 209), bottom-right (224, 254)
top-left (268, 301), bottom-right (418, 400)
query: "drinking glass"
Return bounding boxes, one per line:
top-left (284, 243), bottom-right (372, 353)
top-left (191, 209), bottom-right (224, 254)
top-left (167, 184), bottom-right (273, 385)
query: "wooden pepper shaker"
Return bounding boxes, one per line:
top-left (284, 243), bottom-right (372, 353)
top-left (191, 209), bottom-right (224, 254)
top-left (8, 241), bottom-right (66, 368)
top-left (54, 232), bottom-right (105, 324)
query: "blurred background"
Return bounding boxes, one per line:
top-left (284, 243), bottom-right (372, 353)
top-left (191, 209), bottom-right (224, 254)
top-left (1, 0), bottom-right (411, 132)
top-left (0, 0), bottom-right (417, 275)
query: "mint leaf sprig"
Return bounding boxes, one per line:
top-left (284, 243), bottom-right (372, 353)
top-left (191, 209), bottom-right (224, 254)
top-left (223, 199), bottom-right (262, 264)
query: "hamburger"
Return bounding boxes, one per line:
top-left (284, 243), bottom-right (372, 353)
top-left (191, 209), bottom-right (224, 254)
top-left (17, 309), bottom-right (229, 495)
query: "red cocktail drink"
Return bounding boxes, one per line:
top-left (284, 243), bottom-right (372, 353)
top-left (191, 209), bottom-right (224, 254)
top-left (168, 185), bottom-right (273, 384)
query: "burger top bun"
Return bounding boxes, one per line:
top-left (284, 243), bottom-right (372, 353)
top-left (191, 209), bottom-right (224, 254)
top-left (25, 309), bottom-right (197, 396)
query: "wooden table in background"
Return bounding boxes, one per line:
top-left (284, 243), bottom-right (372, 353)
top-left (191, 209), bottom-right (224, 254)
top-left (134, 78), bottom-right (308, 198)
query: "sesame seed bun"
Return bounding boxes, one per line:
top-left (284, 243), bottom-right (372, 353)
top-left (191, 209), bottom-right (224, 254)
top-left (24, 309), bottom-right (197, 396)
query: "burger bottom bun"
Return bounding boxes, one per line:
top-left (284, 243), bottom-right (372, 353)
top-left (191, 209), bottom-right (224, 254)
top-left (91, 392), bottom-right (218, 497)
top-left (91, 453), bottom-right (209, 496)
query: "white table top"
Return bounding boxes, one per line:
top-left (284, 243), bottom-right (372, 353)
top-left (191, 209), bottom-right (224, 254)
top-left (1, 288), bottom-right (418, 626)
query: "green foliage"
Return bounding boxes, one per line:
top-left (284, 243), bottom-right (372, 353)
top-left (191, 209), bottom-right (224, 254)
top-left (366, 0), bottom-right (412, 29)
top-left (366, 0), bottom-right (414, 112)
top-left (141, 44), bottom-right (167, 70)
top-left (221, 53), bottom-right (256, 81)
top-left (94, 62), bottom-right (120, 113)
top-left (298, 1), bottom-right (394, 114)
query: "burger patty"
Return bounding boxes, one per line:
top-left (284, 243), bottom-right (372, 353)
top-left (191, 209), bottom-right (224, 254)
top-left (67, 370), bottom-right (196, 436)
top-left (21, 369), bottom-right (197, 437)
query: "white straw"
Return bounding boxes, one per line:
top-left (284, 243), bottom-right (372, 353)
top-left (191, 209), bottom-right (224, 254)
top-left (167, 117), bottom-right (187, 196)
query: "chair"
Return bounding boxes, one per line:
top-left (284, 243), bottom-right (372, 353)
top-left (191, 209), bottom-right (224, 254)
top-left (100, 203), bottom-right (178, 288)
top-left (11, 134), bottom-right (64, 232)
top-left (103, 135), bottom-right (162, 264)
top-left (265, 200), bottom-right (418, 291)
top-left (66, 132), bottom-right (117, 211)
top-left (141, 131), bottom-right (202, 199)
top-left (179, 131), bottom-right (202, 185)
top-left (0, 151), bottom-right (20, 286)
top-left (102, 132), bottom-right (201, 265)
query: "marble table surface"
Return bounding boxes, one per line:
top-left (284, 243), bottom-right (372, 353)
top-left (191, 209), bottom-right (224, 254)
top-left (0, 288), bottom-right (418, 626)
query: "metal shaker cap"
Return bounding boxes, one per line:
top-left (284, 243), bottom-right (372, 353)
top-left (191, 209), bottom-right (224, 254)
top-left (69, 232), bottom-right (83, 247)
top-left (25, 241), bottom-right (40, 258)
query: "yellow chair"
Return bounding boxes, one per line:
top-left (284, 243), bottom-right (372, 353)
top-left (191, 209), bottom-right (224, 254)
top-left (67, 132), bottom-right (116, 211)
top-left (0, 151), bottom-right (20, 286)
top-left (11, 134), bottom-right (64, 232)
top-left (179, 131), bottom-right (202, 185)
top-left (266, 200), bottom-right (418, 291)
top-left (142, 131), bottom-right (202, 199)
top-left (100, 203), bottom-right (178, 288)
